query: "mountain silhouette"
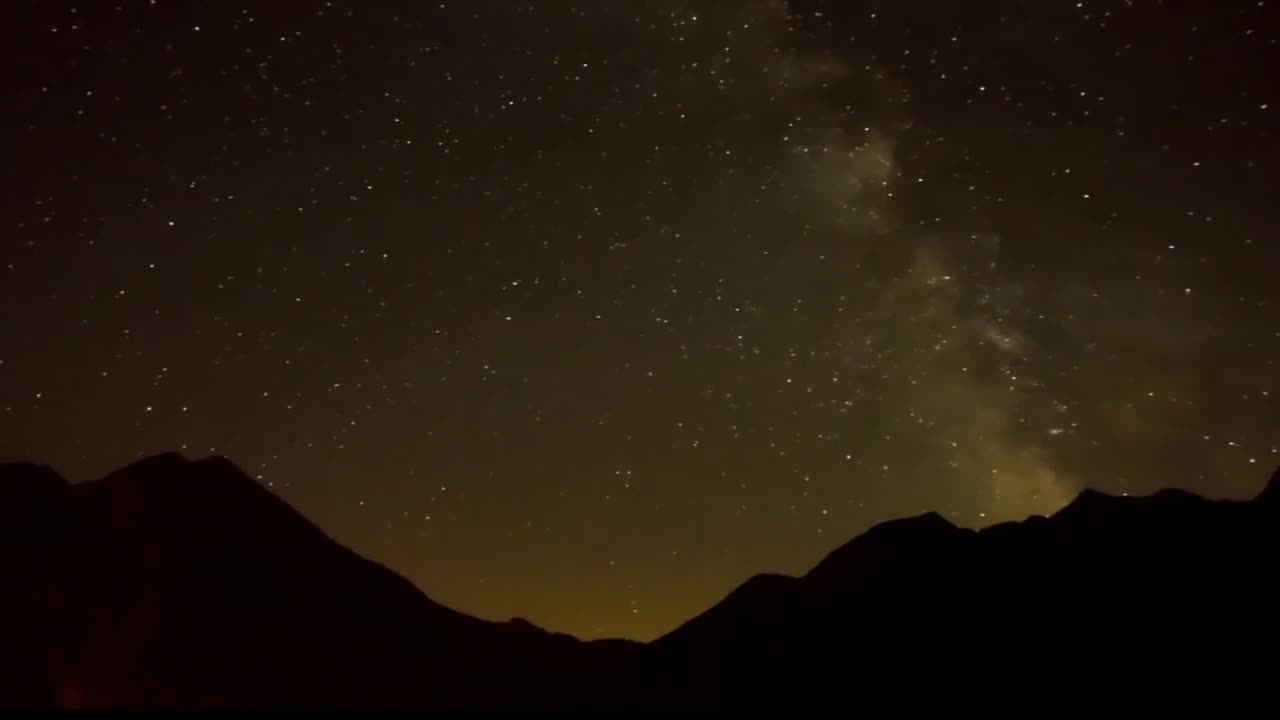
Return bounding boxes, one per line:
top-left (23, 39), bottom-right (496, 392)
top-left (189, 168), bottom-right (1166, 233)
top-left (1, 455), bottom-right (1277, 709)
top-left (0, 454), bottom-right (632, 709)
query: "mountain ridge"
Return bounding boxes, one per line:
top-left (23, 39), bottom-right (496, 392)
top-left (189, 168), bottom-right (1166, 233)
top-left (2, 453), bottom-right (1277, 709)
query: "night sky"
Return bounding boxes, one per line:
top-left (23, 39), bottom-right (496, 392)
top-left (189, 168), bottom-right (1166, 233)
top-left (3, 0), bottom-right (1278, 640)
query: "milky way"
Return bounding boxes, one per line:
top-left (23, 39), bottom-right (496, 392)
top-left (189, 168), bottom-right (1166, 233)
top-left (2, 0), bottom-right (1277, 639)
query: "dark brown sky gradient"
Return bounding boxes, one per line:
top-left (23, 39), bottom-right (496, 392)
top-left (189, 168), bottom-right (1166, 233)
top-left (2, 0), bottom-right (1277, 640)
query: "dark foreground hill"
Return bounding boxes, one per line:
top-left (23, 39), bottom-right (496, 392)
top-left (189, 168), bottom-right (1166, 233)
top-left (1, 454), bottom-right (1277, 709)
top-left (0, 454), bottom-right (634, 709)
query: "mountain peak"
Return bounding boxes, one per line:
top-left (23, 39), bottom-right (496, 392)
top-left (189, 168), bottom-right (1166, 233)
top-left (1260, 467), bottom-right (1280, 506)
top-left (0, 461), bottom-right (67, 493)
top-left (92, 453), bottom-right (272, 506)
top-left (73, 453), bottom-right (335, 559)
top-left (805, 510), bottom-right (964, 584)
top-left (0, 462), bottom-right (71, 533)
top-left (109, 452), bottom-right (190, 477)
top-left (1060, 486), bottom-right (1111, 511)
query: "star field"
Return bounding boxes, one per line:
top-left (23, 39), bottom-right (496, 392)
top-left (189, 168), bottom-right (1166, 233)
top-left (2, 0), bottom-right (1278, 640)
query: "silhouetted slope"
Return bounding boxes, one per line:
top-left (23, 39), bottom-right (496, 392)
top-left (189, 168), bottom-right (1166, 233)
top-left (0, 455), bottom-right (633, 709)
top-left (645, 469), bottom-right (1280, 708)
top-left (2, 455), bottom-right (1277, 709)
